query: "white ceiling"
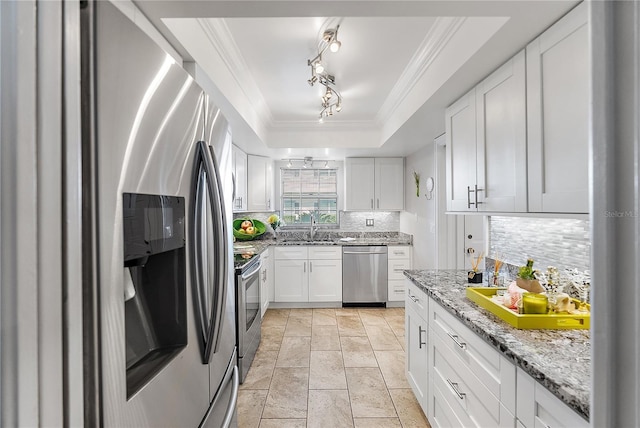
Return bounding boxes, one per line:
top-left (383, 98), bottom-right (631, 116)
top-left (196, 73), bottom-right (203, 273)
top-left (222, 17), bottom-right (438, 123)
top-left (134, 0), bottom-right (581, 159)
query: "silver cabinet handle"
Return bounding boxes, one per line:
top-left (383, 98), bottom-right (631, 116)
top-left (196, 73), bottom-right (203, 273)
top-left (310, 261), bottom-right (313, 273)
top-left (467, 185), bottom-right (474, 209)
top-left (418, 326), bottom-right (426, 348)
top-left (304, 262), bottom-right (306, 273)
top-left (407, 292), bottom-right (419, 303)
top-left (377, 198), bottom-right (380, 209)
top-left (475, 184), bottom-right (484, 206)
top-left (371, 199), bottom-right (374, 209)
top-left (447, 332), bottom-right (466, 350)
top-left (447, 379), bottom-right (466, 400)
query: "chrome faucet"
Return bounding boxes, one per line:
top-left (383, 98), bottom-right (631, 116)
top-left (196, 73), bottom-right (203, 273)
top-left (309, 213), bottom-right (318, 241)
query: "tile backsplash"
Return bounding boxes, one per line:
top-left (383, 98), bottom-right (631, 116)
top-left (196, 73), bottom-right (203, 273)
top-left (489, 216), bottom-right (590, 273)
top-left (339, 211), bottom-right (400, 232)
top-left (233, 210), bottom-right (400, 233)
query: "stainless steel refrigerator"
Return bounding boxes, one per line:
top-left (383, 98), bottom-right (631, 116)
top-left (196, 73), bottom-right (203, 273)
top-left (81, 2), bottom-right (237, 426)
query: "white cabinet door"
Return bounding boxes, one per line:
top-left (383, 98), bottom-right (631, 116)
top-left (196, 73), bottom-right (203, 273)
top-left (375, 158), bottom-right (404, 210)
top-left (476, 50), bottom-right (527, 212)
top-left (526, 2), bottom-right (588, 213)
top-left (232, 145), bottom-right (247, 212)
top-left (274, 259), bottom-right (308, 302)
top-left (345, 158), bottom-right (376, 210)
top-left (446, 89), bottom-right (477, 212)
top-left (406, 304), bottom-right (428, 409)
top-left (260, 249), bottom-right (270, 317)
top-left (308, 259), bottom-right (342, 302)
top-left (247, 155), bottom-right (274, 211)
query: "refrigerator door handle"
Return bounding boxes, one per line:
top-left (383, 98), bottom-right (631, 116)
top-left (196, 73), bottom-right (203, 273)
top-left (221, 365), bottom-right (239, 428)
top-left (191, 141), bottom-right (225, 363)
top-left (206, 144), bottom-right (229, 356)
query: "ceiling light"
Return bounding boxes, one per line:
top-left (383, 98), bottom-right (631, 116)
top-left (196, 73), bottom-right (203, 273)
top-left (306, 24), bottom-right (344, 120)
top-left (329, 40), bottom-right (341, 53)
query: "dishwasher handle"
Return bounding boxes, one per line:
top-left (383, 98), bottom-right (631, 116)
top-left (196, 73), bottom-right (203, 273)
top-left (343, 251), bottom-right (387, 255)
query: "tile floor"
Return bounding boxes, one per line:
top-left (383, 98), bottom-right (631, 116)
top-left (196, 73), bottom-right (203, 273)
top-left (238, 307), bottom-right (431, 428)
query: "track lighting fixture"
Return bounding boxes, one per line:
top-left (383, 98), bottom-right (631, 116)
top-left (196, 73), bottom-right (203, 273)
top-left (282, 157), bottom-right (333, 169)
top-left (306, 24), bottom-right (344, 120)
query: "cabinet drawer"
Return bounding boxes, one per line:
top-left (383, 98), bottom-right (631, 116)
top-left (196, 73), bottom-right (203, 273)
top-left (406, 279), bottom-right (428, 320)
top-left (432, 328), bottom-right (503, 426)
top-left (388, 246), bottom-right (411, 259)
top-left (274, 246), bottom-right (308, 260)
top-left (430, 298), bottom-right (515, 412)
top-left (308, 246), bottom-right (341, 260)
top-left (389, 259), bottom-right (411, 280)
top-left (388, 279), bottom-right (405, 302)
top-left (431, 378), bottom-right (467, 428)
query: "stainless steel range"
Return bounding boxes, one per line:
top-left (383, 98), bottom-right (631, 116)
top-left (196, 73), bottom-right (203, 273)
top-left (235, 255), bottom-right (262, 383)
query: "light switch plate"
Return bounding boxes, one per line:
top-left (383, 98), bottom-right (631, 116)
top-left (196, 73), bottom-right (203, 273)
top-left (366, 218), bottom-right (374, 226)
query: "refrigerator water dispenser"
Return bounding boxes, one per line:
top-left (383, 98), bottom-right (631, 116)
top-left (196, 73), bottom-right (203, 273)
top-left (122, 193), bottom-right (187, 398)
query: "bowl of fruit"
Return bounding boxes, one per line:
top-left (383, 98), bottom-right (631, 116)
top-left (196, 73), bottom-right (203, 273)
top-left (232, 218), bottom-right (266, 241)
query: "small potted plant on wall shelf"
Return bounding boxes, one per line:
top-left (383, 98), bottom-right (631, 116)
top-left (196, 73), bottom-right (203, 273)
top-left (468, 251), bottom-right (484, 283)
top-left (516, 258), bottom-right (545, 293)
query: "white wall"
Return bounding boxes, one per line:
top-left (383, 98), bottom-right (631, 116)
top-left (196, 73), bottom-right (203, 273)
top-left (400, 141), bottom-right (438, 269)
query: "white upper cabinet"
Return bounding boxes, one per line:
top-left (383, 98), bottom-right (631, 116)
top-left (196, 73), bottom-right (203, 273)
top-left (375, 158), bottom-right (405, 210)
top-left (476, 51), bottom-right (527, 212)
top-left (526, 2), bottom-right (588, 213)
top-left (446, 89), bottom-right (477, 212)
top-left (345, 157), bottom-right (404, 211)
top-left (247, 154), bottom-right (274, 212)
top-left (345, 158), bottom-right (376, 210)
top-left (446, 51), bottom-right (527, 213)
top-left (232, 145), bottom-right (247, 212)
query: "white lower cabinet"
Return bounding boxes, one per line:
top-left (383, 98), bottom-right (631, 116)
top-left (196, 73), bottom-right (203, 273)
top-left (388, 246), bottom-right (412, 302)
top-left (428, 297), bottom-right (515, 428)
top-left (405, 279), bottom-right (428, 408)
top-left (516, 367), bottom-right (588, 428)
top-left (259, 249), bottom-right (271, 317)
top-left (274, 246), bottom-right (342, 303)
top-left (405, 284), bottom-right (586, 428)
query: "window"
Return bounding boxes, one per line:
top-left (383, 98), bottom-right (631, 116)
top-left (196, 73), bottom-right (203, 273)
top-left (280, 168), bottom-right (338, 226)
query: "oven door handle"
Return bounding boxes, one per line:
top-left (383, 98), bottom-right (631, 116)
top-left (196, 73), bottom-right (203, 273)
top-left (241, 259), bottom-right (262, 280)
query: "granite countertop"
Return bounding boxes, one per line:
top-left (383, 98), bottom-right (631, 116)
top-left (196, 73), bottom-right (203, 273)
top-left (233, 231), bottom-right (412, 270)
top-left (404, 269), bottom-right (590, 421)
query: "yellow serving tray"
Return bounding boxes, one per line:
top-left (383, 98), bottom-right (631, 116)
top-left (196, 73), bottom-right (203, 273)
top-left (465, 287), bottom-right (590, 330)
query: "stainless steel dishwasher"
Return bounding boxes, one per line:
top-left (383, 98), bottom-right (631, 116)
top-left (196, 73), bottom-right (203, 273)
top-left (342, 246), bottom-right (388, 306)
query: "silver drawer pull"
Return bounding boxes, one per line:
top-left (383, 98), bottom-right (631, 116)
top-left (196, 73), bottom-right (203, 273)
top-left (407, 292), bottom-right (419, 303)
top-left (447, 332), bottom-right (466, 349)
top-left (418, 326), bottom-right (426, 349)
top-left (446, 379), bottom-right (466, 400)
top-left (394, 268), bottom-right (405, 272)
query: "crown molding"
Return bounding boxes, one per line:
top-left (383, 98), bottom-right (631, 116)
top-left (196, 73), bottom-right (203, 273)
top-left (376, 16), bottom-right (466, 122)
top-left (198, 18), bottom-right (275, 126)
top-left (269, 119), bottom-right (380, 131)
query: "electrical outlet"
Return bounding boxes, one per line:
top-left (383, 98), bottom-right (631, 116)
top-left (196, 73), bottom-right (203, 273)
top-left (366, 218), bottom-right (374, 227)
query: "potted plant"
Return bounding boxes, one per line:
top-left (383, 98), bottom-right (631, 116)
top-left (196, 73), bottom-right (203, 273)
top-left (516, 258), bottom-right (545, 293)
